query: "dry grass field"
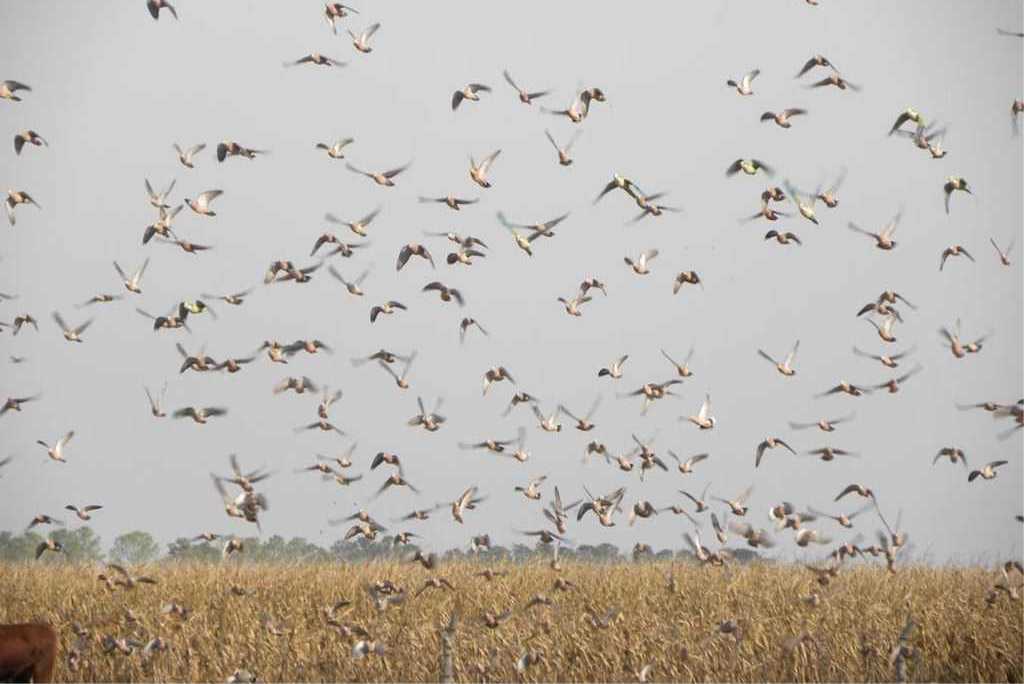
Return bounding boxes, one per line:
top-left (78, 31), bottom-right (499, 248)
top-left (1, 561), bottom-right (1021, 682)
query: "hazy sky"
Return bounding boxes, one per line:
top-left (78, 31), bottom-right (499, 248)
top-left (1, 0), bottom-right (1021, 563)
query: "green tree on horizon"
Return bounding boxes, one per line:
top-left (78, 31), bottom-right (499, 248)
top-left (109, 530), bottom-right (160, 565)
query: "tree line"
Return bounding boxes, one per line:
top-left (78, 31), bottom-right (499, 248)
top-left (0, 528), bottom-right (762, 565)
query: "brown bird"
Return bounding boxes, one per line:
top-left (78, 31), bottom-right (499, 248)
top-left (6, 190), bottom-right (41, 225)
top-left (328, 265), bottom-right (370, 295)
top-left (849, 212), bottom-right (901, 249)
top-left (755, 437), bottom-right (796, 467)
top-left (943, 177), bottom-right (971, 214)
top-left (374, 472), bottom-right (420, 498)
top-left (872, 365), bottom-right (923, 394)
top-left (418, 194), bottom-right (478, 211)
top-left (396, 244), bottom-right (435, 270)
top-left (808, 74), bottom-right (860, 91)
top-left (324, 206), bottom-right (381, 238)
top-left (285, 53), bottom-right (346, 68)
top-left (369, 301), bottom-right (407, 323)
top-left (217, 141), bottom-right (267, 162)
top-left (1, 393), bottom-right (40, 416)
top-left (469, 149), bottom-right (501, 188)
top-left (834, 483), bottom-right (874, 502)
top-left (52, 311), bottom-right (93, 343)
top-left (968, 461), bottom-right (1007, 482)
top-left (405, 549), bottom-right (435, 569)
top-left (796, 54), bottom-right (840, 78)
top-left (146, 0), bottom-right (178, 20)
top-left (818, 381), bottom-right (871, 398)
top-left (452, 83), bottom-right (491, 110)
top-left (65, 504), bottom-right (103, 521)
top-left (853, 346), bottom-right (915, 369)
top-left (933, 447), bottom-right (968, 469)
top-left (347, 23), bottom-right (381, 53)
top-left (503, 70), bottom-right (550, 104)
top-left (415, 577), bottom-right (455, 597)
top-left (760, 108), bottom-right (808, 128)
top-left (673, 270), bottom-right (703, 294)
top-left (347, 161), bottom-right (409, 187)
top-left (806, 447), bottom-right (859, 462)
top-left (939, 245), bottom-right (975, 270)
top-left (0, 80), bottom-right (32, 102)
top-left (106, 564), bottom-right (157, 590)
top-left (864, 306), bottom-right (904, 337)
top-left (714, 485), bottom-right (754, 516)
top-left (324, 3), bottom-right (358, 34)
top-left (764, 229), bottom-right (801, 245)
top-left (35, 537), bottom-right (63, 559)
top-left (26, 514), bottom-right (63, 530)
top-left (13, 130), bottom-right (47, 155)
top-left (990, 237), bottom-right (1014, 266)
top-left (545, 129), bottom-right (581, 166)
top-left (173, 406), bottom-right (228, 424)
top-left (422, 281), bottom-right (463, 305)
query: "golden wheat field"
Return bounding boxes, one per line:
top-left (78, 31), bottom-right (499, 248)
top-left (2, 561), bottom-right (1022, 683)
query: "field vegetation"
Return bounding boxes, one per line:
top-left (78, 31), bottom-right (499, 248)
top-left (1, 560), bottom-right (1021, 682)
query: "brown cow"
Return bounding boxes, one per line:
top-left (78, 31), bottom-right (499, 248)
top-left (0, 624), bottom-right (57, 683)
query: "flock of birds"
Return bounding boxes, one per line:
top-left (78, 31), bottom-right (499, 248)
top-left (1, 2), bottom-right (1024, 672)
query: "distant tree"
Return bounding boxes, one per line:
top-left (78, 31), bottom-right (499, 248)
top-left (0, 527), bottom-right (726, 567)
top-left (442, 547), bottom-right (468, 562)
top-left (731, 548), bottom-right (761, 564)
top-left (593, 543), bottom-right (620, 563)
top-left (575, 544), bottom-right (598, 561)
top-left (43, 527), bottom-right (103, 564)
top-left (476, 545), bottom-right (511, 562)
top-left (674, 549), bottom-right (697, 563)
top-left (329, 538), bottom-right (348, 558)
top-left (332, 536), bottom-right (400, 562)
top-left (511, 543), bottom-right (534, 561)
top-left (228, 535), bottom-right (331, 564)
top-left (557, 546), bottom-right (578, 560)
top-left (285, 536), bottom-right (331, 563)
top-left (253, 535), bottom-right (288, 562)
top-left (166, 537), bottom-right (220, 563)
top-left (109, 531), bottom-right (160, 565)
top-left (0, 530), bottom-right (44, 562)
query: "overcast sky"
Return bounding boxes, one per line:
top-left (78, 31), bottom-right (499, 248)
top-left (0, 0), bottom-right (1021, 563)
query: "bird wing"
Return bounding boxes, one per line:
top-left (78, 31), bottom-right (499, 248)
top-left (502, 69), bottom-right (519, 91)
top-left (784, 340), bottom-right (800, 366)
top-left (480, 149), bottom-right (501, 173)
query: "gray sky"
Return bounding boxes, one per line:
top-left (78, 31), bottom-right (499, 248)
top-left (1, 0), bottom-right (1021, 563)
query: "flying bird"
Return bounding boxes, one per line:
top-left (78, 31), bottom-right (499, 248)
top-left (0, 80), bottom-right (32, 102)
top-left (13, 130), bottom-right (47, 155)
top-left (760, 108), bottom-right (807, 128)
top-left (503, 70), bottom-right (550, 104)
top-left (173, 142), bottom-right (205, 168)
top-left (726, 69), bottom-right (760, 95)
top-left (469, 149), bottom-right (501, 188)
top-left (451, 83), bottom-right (491, 110)
top-left (146, 0), bottom-right (178, 20)
top-left (346, 162), bottom-right (410, 187)
top-left (284, 53), bottom-right (346, 68)
top-left (348, 23), bottom-right (381, 53)
top-left (796, 55), bottom-right (839, 78)
top-left (5, 190), bottom-right (41, 225)
top-left (544, 129), bottom-right (581, 166)
top-left (726, 159), bottom-right (774, 177)
top-left (757, 340), bottom-right (800, 376)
